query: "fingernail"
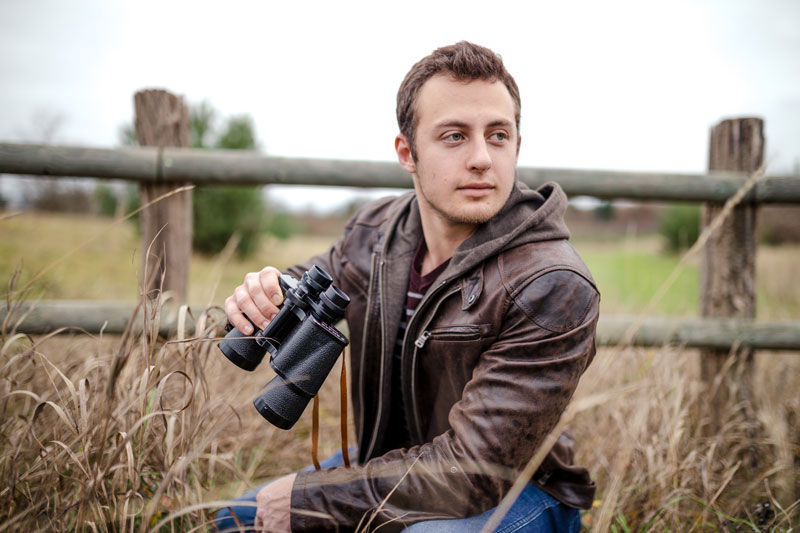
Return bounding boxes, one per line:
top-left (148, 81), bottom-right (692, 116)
top-left (242, 324), bottom-right (253, 335)
top-left (271, 293), bottom-right (282, 305)
top-left (261, 320), bottom-right (270, 329)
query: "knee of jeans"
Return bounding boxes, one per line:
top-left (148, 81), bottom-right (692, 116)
top-left (213, 502), bottom-right (257, 532)
top-left (212, 506), bottom-right (234, 530)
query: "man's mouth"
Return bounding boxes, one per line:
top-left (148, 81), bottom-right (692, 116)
top-left (458, 182), bottom-right (494, 190)
top-left (457, 182), bottom-right (495, 197)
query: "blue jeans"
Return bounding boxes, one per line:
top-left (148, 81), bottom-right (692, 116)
top-left (214, 449), bottom-right (580, 532)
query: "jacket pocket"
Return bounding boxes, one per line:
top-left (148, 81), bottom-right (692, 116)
top-left (417, 324), bottom-right (492, 345)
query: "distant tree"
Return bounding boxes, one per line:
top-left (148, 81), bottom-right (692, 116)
top-left (94, 184), bottom-right (118, 217)
top-left (118, 123), bottom-right (137, 147)
top-left (192, 109), bottom-right (267, 257)
top-left (17, 109), bottom-right (96, 213)
top-left (658, 204), bottom-right (700, 251)
top-left (593, 200), bottom-right (615, 221)
top-left (189, 101), bottom-right (216, 149)
top-left (216, 115), bottom-right (258, 150)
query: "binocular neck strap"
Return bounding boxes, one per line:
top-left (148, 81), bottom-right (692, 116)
top-left (340, 354), bottom-right (351, 467)
top-left (311, 395), bottom-right (321, 470)
top-left (310, 349), bottom-right (351, 471)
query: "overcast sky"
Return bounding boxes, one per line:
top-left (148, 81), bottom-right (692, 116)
top-left (1, 0), bottom-right (798, 211)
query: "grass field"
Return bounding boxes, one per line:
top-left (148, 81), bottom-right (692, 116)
top-left (3, 210), bottom-right (799, 319)
top-left (1, 210), bottom-right (799, 531)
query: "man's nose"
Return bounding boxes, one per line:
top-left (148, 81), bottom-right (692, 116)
top-left (467, 139), bottom-right (492, 173)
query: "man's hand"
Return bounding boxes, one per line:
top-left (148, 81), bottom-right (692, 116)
top-left (224, 266), bottom-right (285, 334)
top-left (254, 473), bottom-right (297, 533)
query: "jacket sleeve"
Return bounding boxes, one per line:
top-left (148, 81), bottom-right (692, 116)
top-left (289, 270), bottom-right (599, 532)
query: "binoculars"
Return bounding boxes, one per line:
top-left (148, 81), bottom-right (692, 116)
top-left (218, 265), bottom-right (350, 429)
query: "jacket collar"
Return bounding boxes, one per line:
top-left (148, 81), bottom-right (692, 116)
top-left (379, 180), bottom-right (571, 311)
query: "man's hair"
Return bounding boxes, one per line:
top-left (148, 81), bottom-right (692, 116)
top-left (396, 41), bottom-right (521, 159)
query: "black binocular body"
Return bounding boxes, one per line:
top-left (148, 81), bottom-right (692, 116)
top-left (218, 265), bottom-right (350, 429)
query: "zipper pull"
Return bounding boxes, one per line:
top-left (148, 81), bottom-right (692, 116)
top-left (415, 331), bottom-right (431, 349)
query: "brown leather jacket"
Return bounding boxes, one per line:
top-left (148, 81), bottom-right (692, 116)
top-left (288, 181), bottom-right (599, 531)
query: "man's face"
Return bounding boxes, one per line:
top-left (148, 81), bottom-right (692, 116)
top-left (396, 74), bottom-right (520, 228)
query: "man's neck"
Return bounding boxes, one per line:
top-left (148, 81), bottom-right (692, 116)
top-left (418, 211), bottom-right (476, 277)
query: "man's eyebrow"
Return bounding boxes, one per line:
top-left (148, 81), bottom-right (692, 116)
top-left (486, 119), bottom-right (514, 129)
top-left (432, 119), bottom-right (514, 129)
top-left (433, 120), bottom-right (469, 129)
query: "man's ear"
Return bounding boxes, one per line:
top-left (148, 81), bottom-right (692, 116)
top-left (516, 134), bottom-right (522, 161)
top-left (395, 134), bottom-right (416, 174)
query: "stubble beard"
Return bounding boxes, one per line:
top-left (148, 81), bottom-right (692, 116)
top-left (417, 183), bottom-right (503, 226)
top-left (415, 171), bottom-right (515, 226)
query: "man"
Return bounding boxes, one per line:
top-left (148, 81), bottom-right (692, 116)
top-left (218, 41), bottom-right (599, 532)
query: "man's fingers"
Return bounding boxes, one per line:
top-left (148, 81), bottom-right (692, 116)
top-left (224, 293), bottom-right (256, 334)
top-left (259, 266), bottom-right (284, 306)
top-left (224, 266), bottom-right (285, 334)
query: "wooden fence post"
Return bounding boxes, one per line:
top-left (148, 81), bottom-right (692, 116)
top-left (700, 117), bottom-right (763, 439)
top-left (133, 89), bottom-right (191, 302)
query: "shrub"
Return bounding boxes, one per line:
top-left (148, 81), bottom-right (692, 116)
top-left (192, 186), bottom-right (264, 257)
top-left (593, 200), bottom-right (615, 221)
top-left (94, 183), bottom-right (118, 217)
top-left (124, 184), bottom-right (141, 228)
top-left (266, 211), bottom-right (298, 240)
top-left (658, 203), bottom-right (700, 251)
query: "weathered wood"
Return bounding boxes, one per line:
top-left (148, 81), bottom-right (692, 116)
top-left (2, 142), bottom-right (799, 203)
top-left (133, 89), bottom-right (192, 302)
top-left (700, 117), bottom-right (762, 449)
top-left (0, 301), bottom-right (199, 336)
top-left (596, 316), bottom-right (800, 351)
top-left (0, 143), bottom-right (159, 179)
top-left (3, 302), bottom-right (800, 350)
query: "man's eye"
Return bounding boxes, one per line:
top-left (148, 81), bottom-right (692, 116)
top-left (444, 133), bottom-right (463, 142)
top-left (490, 132), bottom-right (507, 141)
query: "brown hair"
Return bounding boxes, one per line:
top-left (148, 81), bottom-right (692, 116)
top-left (396, 41), bottom-right (521, 159)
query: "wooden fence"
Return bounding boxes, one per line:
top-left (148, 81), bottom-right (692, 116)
top-left (1, 141), bottom-right (798, 348)
top-left (2, 91), bottom-right (800, 432)
top-left (1, 92), bottom-right (798, 469)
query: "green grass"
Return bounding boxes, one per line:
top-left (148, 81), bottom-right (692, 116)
top-left (0, 211), bottom-right (334, 305)
top-left (578, 245), bottom-right (699, 316)
top-left (2, 211), bottom-right (798, 319)
top-left (574, 236), bottom-right (800, 319)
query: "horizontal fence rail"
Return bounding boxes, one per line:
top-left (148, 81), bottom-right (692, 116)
top-left (2, 302), bottom-right (799, 351)
top-left (1, 142), bottom-right (799, 203)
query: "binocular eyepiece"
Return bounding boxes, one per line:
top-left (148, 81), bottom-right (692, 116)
top-left (218, 265), bottom-right (350, 429)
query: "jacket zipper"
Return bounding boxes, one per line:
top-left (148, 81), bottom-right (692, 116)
top-left (404, 283), bottom-right (460, 441)
top-left (357, 251), bottom-right (379, 456)
top-left (415, 325), bottom-right (481, 346)
top-left (414, 331), bottom-right (430, 348)
top-left (363, 255), bottom-right (388, 460)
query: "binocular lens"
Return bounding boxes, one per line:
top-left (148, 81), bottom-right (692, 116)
top-left (219, 322), bottom-right (266, 372)
top-left (253, 375), bottom-right (311, 430)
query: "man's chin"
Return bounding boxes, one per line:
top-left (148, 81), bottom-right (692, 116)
top-left (442, 205), bottom-right (502, 225)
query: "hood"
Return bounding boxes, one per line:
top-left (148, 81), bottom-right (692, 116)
top-left (376, 180), bottom-right (571, 291)
top-left (446, 181), bottom-right (571, 279)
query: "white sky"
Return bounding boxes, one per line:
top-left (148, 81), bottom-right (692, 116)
top-left (1, 0), bottom-right (799, 212)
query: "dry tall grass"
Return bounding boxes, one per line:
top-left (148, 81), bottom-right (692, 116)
top-left (1, 281), bottom-right (352, 531)
top-left (3, 301), bottom-right (797, 531)
top-left (573, 345), bottom-right (799, 530)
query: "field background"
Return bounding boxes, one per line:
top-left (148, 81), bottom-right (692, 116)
top-left (1, 208), bottom-right (798, 531)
